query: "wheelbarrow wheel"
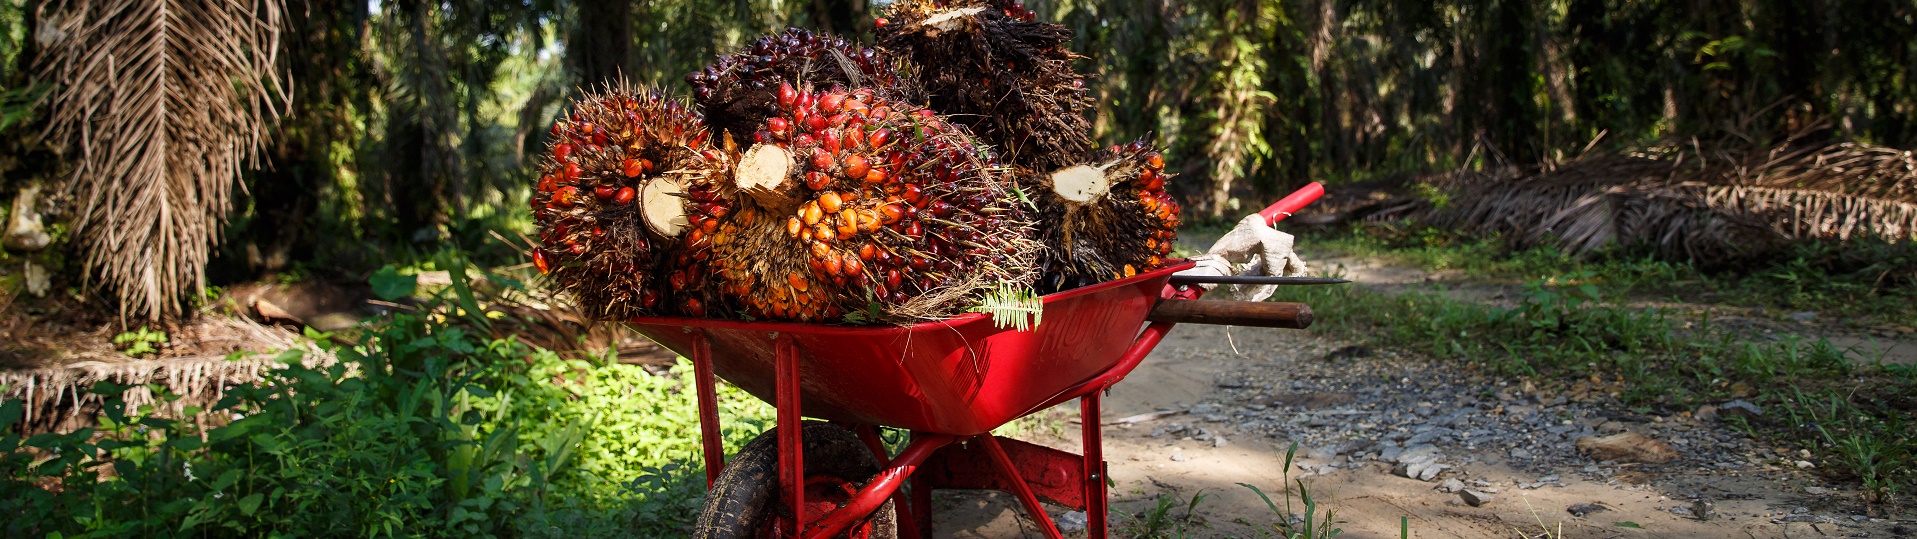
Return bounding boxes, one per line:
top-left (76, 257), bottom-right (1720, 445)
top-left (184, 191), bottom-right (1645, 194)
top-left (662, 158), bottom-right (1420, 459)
top-left (695, 421), bottom-right (897, 538)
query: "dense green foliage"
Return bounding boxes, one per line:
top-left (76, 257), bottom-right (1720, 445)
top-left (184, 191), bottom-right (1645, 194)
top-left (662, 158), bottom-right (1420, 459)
top-left (0, 313), bottom-right (773, 537)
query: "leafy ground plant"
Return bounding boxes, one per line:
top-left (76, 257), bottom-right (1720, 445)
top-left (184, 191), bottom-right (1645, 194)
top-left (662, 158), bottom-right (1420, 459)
top-left (1120, 488), bottom-right (1210, 538)
top-left (0, 258), bottom-right (774, 537)
top-left (1241, 443), bottom-right (1341, 539)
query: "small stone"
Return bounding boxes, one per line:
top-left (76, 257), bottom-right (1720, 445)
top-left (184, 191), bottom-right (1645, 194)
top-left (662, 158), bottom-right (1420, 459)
top-left (1460, 490), bottom-right (1494, 507)
top-left (1597, 421), bottom-right (1629, 434)
top-left (1692, 499), bottom-right (1716, 521)
top-left (22, 262), bottom-right (49, 297)
top-left (1055, 511), bottom-right (1088, 533)
top-left (1694, 405), bottom-right (1720, 423)
top-left (1850, 515), bottom-right (1870, 523)
top-left (1439, 478), bottom-right (1466, 493)
top-left (1789, 311), bottom-right (1817, 323)
top-left (1170, 448), bottom-right (1186, 462)
top-left (1575, 432), bottom-right (1679, 464)
top-left (1213, 436), bottom-right (1229, 448)
top-left (1795, 460), bottom-right (1816, 469)
top-left (1805, 486), bottom-right (1831, 495)
top-left (1566, 503), bottom-right (1607, 517)
top-left (1721, 400), bottom-right (1764, 420)
top-left (1668, 505), bottom-right (1694, 517)
top-left (1509, 448), bottom-right (1533, 459)
top-left (1396, 460), bottom-right (1449, 481)
top-left (1792, 507), bottom-right (1811, 514)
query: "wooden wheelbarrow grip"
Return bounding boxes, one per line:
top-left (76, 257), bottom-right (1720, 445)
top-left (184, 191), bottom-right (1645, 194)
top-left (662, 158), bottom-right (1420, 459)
top-left (1145, 299), bottom-right (1313, 329)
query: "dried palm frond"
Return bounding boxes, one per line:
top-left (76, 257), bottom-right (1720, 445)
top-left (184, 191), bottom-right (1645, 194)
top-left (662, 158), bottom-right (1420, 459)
top-left (34, 0), bottom-right (288, 320)
top-left (0, 314), bottom-right (331, 435)
top-left (1403, 141), bottom-right (1917, 265)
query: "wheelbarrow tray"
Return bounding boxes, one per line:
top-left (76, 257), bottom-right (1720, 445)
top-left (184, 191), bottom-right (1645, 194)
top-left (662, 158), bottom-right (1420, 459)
top-left (626, 260), bottom-right (1192, 435)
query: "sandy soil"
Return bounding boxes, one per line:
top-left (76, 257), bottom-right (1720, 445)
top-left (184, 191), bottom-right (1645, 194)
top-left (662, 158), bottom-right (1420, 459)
top-left (932, 324), bottom-right (1914, 538)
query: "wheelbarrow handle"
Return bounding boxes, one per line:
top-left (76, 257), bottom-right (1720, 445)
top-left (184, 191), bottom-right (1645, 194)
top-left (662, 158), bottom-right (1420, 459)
top-left (1257, 182), bottom-right (1325, 226)
top-left (1145, 299), bottom-right (1313, 329)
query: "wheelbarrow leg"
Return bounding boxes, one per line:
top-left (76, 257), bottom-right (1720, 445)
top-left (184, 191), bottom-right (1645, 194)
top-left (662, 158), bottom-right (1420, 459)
top-left (978, 435), bottom-right (1065, 539)
top-left (911, 474), bottom-right (933, 536)
top-left (1082, 393), bottom-right (1108, 539)
top-left (775, 334), bottom-right (806, 536)
top-left (692, 332), bottom-right (724, 487)
top-left (849, 425), bottom-right (925, 539)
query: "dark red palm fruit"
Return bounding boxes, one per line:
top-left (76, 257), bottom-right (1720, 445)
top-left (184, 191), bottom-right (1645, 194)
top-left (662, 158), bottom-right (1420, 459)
top-left (685, 28), bottom-right (921, 149)
top-left (530, 81), bottom-right (732, 320)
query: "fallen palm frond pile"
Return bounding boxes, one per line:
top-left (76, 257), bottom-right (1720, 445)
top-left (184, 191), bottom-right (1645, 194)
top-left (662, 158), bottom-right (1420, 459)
top-left (0, 314), bottom-right (332, 434)
top-left (1388, 141), bottom-right (1917, 266)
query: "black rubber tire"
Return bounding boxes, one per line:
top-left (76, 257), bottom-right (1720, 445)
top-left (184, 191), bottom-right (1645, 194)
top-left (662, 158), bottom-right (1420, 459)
top-left (694, 422), bottom-right (898, 538)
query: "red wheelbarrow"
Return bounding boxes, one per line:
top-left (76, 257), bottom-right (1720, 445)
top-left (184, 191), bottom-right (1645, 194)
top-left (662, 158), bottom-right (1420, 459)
top-left (626, 185), bottom-right (1328, 538)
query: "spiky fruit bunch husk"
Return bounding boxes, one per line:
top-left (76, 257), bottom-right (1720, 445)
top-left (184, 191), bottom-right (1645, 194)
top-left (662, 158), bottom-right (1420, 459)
top-left (530, 84), bottom-right (733, 319)
top-left (1032, 140), bottom-right (1180, 293)
top-left (713, 83), bottom-right (1040, 323)
top-left (686, 28), bottom-right (919, 150)
top-left (876, 0), bottom-right (1093, 172)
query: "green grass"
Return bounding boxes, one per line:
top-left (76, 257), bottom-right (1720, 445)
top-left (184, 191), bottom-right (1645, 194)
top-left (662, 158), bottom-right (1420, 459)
top-left (1298, 223), bottom-right (1917, 325)
top-left (1273, 224), bottom-right (1917, 508)
top-left (1120, 489), bottom-right (1211, 539)
top-left (1241, 443), bottom-right (1342, 539)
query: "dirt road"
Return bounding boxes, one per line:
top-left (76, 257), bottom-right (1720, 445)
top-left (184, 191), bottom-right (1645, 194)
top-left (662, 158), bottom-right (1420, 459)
top-left (933, 324), bottom-right (1912, 538)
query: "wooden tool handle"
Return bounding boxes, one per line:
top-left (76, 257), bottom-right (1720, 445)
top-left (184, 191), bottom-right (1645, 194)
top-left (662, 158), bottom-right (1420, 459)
top-left (1145, 300), bottom-right (1313, 329)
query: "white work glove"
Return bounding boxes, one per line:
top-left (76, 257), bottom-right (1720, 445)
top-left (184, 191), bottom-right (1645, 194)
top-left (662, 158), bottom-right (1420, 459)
top-left (1174, 213), bottom-right (1308, 302)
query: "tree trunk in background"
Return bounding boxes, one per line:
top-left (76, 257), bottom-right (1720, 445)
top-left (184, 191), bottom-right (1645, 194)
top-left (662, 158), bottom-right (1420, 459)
top-left (572, 0), bottom-right (633, 88)
top-left (807, 0), bottom-right (867, 36)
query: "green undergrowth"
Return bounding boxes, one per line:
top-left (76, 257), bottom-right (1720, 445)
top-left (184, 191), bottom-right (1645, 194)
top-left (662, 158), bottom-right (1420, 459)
top-left (1, 301), bottom-right (773, 537)
top-left (1273, 264), bottom-right (1916, 508)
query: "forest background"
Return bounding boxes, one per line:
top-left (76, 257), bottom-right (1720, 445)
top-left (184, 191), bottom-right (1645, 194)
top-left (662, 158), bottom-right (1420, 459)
top-left (1, 0), bottom-right (1911, 318)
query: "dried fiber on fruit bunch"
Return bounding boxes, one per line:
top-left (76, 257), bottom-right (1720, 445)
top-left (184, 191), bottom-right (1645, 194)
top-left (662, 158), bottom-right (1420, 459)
top-left (687, 28), bottom-right (919, 151)
top-left (713, 83), bottom-right (1040, 323)
top-left (1032, 140), bottom-right (1180, 293)
top-left (530, 83), bottom-right (735, 319)
top-left (875, 0), bottom-right (1093, 172)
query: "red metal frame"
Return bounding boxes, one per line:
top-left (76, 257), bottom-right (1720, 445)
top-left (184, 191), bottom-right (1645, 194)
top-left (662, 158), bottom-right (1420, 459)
top-left (682, 305), bottom-right (1181, 538)
top-left (668, 183), bottom-right (1326, 538)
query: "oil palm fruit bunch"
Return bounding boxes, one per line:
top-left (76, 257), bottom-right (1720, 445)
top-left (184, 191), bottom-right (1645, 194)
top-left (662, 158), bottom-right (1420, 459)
top-left (686, 28), bottom-right (918, 151)
top-left (714, 82), bottom-right (1039, 323)
top-left (875, 0), bottom-right (1093, 172)
top-left (530, 83), bottom-right (734, 319)
top-left (1032, 140), bottom-right (1180, 293)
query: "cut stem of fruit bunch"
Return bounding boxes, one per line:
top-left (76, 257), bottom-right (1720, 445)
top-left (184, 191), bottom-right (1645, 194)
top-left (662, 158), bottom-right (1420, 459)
top-left (530, 82), bottom-right (734, 319)
top-left (710, 82), bottom-right (1040, 323)
top-left (1033, 141), bottom-right (1180, 294)
top-left (686, 28), bottom-right (918, 152)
